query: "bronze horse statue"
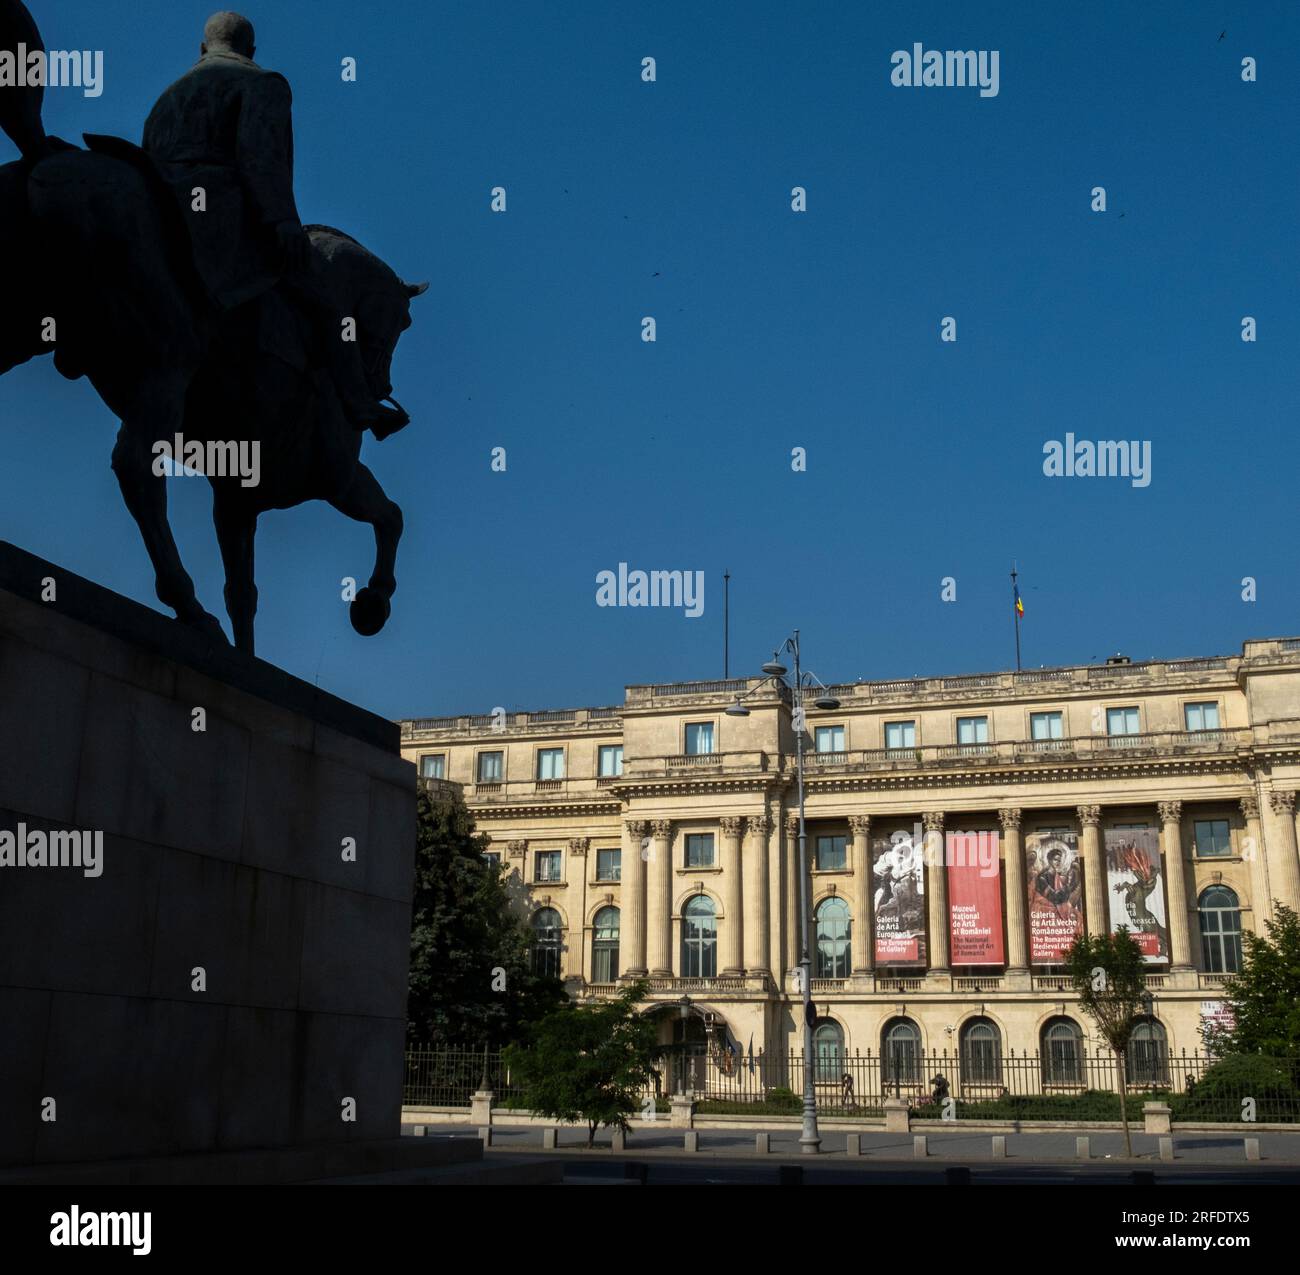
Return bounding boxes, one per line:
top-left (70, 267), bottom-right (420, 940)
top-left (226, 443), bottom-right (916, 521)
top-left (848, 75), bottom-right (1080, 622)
top-left (0, 2), bottom-right (423, 654)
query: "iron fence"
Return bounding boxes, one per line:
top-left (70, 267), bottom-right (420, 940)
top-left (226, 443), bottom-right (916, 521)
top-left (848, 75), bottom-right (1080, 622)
top-left (404, 1046), bottom-right (1300, 1123)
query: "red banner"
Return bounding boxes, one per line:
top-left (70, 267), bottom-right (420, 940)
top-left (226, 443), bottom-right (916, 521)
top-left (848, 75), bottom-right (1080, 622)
top-left (947, 831), bottom-right (1005, 965)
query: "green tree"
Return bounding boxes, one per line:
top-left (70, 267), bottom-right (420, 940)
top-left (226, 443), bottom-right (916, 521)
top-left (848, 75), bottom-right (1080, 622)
top-left (407, 786), bottom-right (565, 1048)
top-left (1206, 903), bottom-right (1300, 1060)
top-left (503, 980), bottom-right (658, 1147)
top-left (1064, 928), bottom-right (1148, 1157)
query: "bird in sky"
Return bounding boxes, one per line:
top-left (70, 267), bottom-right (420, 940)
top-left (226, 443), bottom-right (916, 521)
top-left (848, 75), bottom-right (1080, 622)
top-left (1218, 30), bottom-right (1226, 41)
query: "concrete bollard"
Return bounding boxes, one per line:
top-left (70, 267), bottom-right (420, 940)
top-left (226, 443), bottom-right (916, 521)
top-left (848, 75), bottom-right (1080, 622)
top-left (410, 1124), bottom-right (426, 1137)
top-left (1075, 1136), bottom-right (1090, 1160)
top-left (991, 1135), bottom-right (1006, 1159)
top-left (913, 1135), bottom-right (928, 1158)
top-left (1245, 1138), bottom-right (1260, 1162)
top-left (542, 1128), bottom-right (558, 1149)
top-left (478, 1126), bottom-right (493, 1147)
top-left (684, 1130), bottom-right (699, 1153)
top-left (1159, 1137), bottom-right (1173, 1162)
top-left (845, 1133), bottom-right (862, 1156)
top-left (755, 1132), bottom-right (770, 1154)
top-left (611, 1129), bottom-right (626, 1152)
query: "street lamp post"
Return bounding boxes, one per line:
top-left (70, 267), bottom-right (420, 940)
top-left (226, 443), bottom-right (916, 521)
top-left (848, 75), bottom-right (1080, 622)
top-left (727, 629), bottom-right (840, 1154)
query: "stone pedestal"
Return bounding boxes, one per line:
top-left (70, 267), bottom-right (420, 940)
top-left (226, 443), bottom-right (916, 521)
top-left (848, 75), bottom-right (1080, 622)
top-left (0, 543), bottom-right (417, 1178)
top-left (669, 1094), bottom-right (695, 1128)
top-left (1143, 1102), bottom-right (1172, 1135)
top-left (882, 1096), bottom-right (911, 1133)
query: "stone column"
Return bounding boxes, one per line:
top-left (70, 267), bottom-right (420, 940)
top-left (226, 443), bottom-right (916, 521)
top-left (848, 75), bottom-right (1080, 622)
top-left (999, 807), bottom-right (1028, 972)
top-left (1240, 795), bottom-right (1271, 928)
top-left (1266, 790), bottom-right (1300, 913)
top-left (924, 812), bottom-right (949, 974)
top-left (744, 814), bottom-right (772, 979)
top-left (646, 819), bottom-right (674, 976)
top-left (621, 820), bottom-right (648, 977)
top-left (1078, 805), bottom-right (1106, 935)
top-left (785, 812), bottom-right (800, 979)
top-left (719, 816), bottom-right (745, 976)
top-left (568, 838), bottom-right (589, 980)
top-left (1157, 802), bottom-right (1192, 969)
top-left (849, 814), bottom-right (873, 974)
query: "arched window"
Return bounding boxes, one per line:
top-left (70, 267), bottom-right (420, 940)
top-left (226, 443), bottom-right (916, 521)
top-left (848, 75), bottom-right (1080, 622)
top-left (530, 907), bottom-right (563, 979)
top-left (1127, 1018), bottom-right (1169, 1087)
top-left (591, 906), bottom-right (620, 983)
top-left (960, 1018), bottom-right (1002, 1084)
top-left (1199, 885), bottom-right (1242, 974)
top-left (813, 1019), bottom-right (844, 1082)
top-left (1041, 1017), bottom-right (1083, 1085)
top-left (883, 1018), bottom-right (921, 1085)
top-left (815, 898), bottom-right (851, 978)
top-left (681, 896), bottom-right (717, 978)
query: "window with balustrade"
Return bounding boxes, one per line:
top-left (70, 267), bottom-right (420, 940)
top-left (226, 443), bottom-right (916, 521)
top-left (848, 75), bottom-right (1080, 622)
top-left (476, 750), bottom-right (503, 782)
top-left (681, 895), bottom-right (717, 977)
top-left (815, 897), bottom-right (851, 977)
top-left (1030, 711), bottom-right (1063, 741)
top-left (536, 748), bottom-right (564, 781)
top-left (956, 716), bottom-right (989, 747)
top-left (1041, 1017), bottom-right (1083, 1084)
top-left (885, 720), bottom-right (916, 751)
top-left (591, 906), bottom-right (620, 983)
top-left (815, 725), bottom-right (844, 754)
top-left (1106, 706), bottom-right (1140, 737)
top-left (599, 744), bottom-right (623, 777)
top-left (685, 722), bottom-right (714, 755)
top-left (960, 1018), bottom-right (1002, 1083)
top-left (531, 908), bottom-right (563, 979)
top-left (419, 753), bottom-right (446, 779)
top-left (1199, 885), bottom-right (1242, 973)
top-left (1184, 701), bottom-right (1220, 732)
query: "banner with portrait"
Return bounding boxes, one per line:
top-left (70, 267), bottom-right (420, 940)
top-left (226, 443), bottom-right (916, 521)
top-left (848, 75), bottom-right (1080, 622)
top-left (1026, 831), bottom-right (1084, 963)
top-left (946, 830), bottom-right (1005, 965)
top-left (1105, 826), bottom-right (1169, 962)
top-left (872, 832), bottom-right (926, 965)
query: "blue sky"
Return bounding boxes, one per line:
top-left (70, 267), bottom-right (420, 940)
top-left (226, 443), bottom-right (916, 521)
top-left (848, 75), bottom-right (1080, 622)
top-left (2, 1), bottom-right (1297, 719)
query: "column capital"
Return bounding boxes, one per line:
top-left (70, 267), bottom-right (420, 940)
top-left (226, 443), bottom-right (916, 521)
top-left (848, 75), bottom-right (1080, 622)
top-left (506, 839), bottom-right (527, 857)
top-left (1240, 794), bottom-right (1260, 821)
top-left (849, 814), bottom-right (872, 835)
top-left (651, 819), bottom-right (674, 838)
top-left (1268, 790), bottom-right (1297, 817)
top-left (922, 811), bottom-right (945, 833)
top-left (998, 807), bottom-right (1022, 831)
top-left (748, 813), bottom-right (773, 836)
top-left (1077, 804), bottom-right (1102, 827)
top-left (785, 813), bottom-right (800, 837)
top-left (568, 837), bottom-right (589, 856)
top-left (1157, 800), bottom-right (1183, 826)
top-left (719, 816), bottom-right (744, 837)
top-left (625, 818), bottom-right (649, 838)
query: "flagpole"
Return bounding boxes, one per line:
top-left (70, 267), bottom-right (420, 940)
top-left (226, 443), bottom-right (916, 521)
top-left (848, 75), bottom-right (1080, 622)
top-left (1011, 562), bottom-right (1022, 672)
top-left (723, 570), bottom-right (730, 678)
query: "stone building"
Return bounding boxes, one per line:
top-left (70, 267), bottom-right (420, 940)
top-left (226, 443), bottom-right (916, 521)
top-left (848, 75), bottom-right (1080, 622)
top-left (399, 637), bottom-right (1300, 1093)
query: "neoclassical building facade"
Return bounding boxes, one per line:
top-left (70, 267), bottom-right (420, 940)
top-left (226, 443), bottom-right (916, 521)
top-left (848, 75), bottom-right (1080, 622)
top-left (400, 637), bottom-right (1300, 1085)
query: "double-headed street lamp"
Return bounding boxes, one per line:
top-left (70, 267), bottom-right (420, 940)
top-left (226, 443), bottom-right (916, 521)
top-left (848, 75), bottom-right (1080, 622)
top-left (726, 630), bottom-right (840, 1153)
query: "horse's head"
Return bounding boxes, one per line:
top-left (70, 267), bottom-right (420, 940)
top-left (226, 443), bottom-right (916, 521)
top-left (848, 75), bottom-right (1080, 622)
top-left (0, 160), bottom-right (48, 376)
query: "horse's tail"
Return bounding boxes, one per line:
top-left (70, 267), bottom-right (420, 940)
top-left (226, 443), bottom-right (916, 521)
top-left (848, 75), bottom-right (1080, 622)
top-left (0, 1), bottom-right (48, 160)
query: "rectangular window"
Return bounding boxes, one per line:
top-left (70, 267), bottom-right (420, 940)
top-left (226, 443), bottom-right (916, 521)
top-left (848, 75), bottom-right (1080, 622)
top-left (419, 754), bottom-right (446, 779)
top-left (598, 744), bottom-right (624, 777)
top-left (534, 850), bottom-right (562, 882)
top-left (536, 748), bottom-right (565, 780)
top-left (885, 720), bottom-right (916, 750)
top-left (477, 751), bottom-right (503, 783)
top-left (685, 722), bottom-right (714, 755)
top-left (956, 716), bottom-right (989, 745)
top-left (483, 851), bottom-right (501, 870)
top-left (1107, 706), bottom-right (1140, 736)
top-left (685, 833), bottom-right (715, 867)
top-left (1185, 702), bottom-right (1220, 732)
top-left (815, 834), bottom-right (847, 871)
top-left (1030, 711), bottom-right (1063, 741)
top-left (596, 848), bottom-right (622, 881)
top-left (1193, 819), bottom-right (1232, 858)
top-left (815, 725), bottom-right (845, 754)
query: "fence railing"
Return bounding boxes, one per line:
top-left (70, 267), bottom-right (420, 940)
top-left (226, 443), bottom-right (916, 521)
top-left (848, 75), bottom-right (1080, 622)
top-left (405, 1047), bottom-right (1300, 1123)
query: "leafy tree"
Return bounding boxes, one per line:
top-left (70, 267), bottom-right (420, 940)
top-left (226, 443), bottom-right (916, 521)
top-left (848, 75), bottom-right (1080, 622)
top-left (503, 980), bottom-right (658, 1147)
top-left (407, 786), bottom-right (565, 1048)
top-left (1206, 904), bottom-right (1300, 1060)
top-left (1064, 928), bottom-right (1148, 1157)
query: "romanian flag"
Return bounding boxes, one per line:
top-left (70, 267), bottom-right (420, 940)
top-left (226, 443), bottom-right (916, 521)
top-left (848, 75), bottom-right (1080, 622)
top-left (1014, 585), bottom-right (1025, 618)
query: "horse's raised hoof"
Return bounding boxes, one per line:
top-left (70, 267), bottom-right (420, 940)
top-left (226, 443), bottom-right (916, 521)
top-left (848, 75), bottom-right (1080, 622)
top-left (182, 611), bottom-right (229, 643)
top-left (350, 587), bottom-right (391, 636)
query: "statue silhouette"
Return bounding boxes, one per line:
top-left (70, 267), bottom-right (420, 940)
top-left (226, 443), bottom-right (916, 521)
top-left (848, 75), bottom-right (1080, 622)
top-left (0, 4), bottom-right (426, 654)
